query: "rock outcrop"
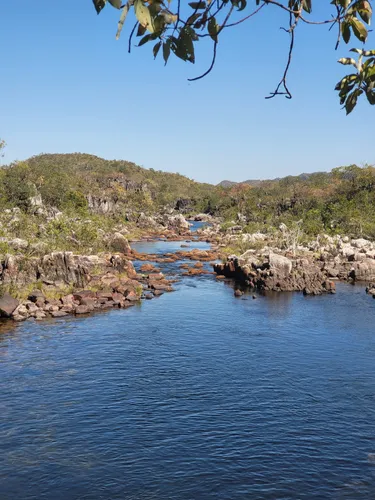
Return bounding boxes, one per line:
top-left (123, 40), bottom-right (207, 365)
top-left (214, 252), bottom-right (335, 295)
top-left (0, 252), bottom-right (136, 287)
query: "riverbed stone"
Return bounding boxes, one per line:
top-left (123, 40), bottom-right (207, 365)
top-left (0, 293), bottom-right (19, 317)
top-left (75, 305), bottom-right (91, 315)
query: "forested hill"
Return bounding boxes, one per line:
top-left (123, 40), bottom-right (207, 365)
top-left (1, 154), bottom-right (375, 239)
top-left (0, 153), bottom-right (216, 213)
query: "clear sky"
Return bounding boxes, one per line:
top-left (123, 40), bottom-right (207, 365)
top-left (1, 1), bottom-right (374, 184)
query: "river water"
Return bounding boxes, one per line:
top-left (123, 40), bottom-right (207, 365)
top-left (1, 238), bottom-right (375, 499)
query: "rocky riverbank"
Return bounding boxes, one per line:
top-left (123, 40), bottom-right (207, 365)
top-left (0, 250), bottom-right (178, 321)
top-left (2, 214), bottom-right (375, 322)
top-left (204, 225), bottom-right (375, 297)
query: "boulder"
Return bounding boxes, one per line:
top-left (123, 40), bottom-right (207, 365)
top-left (51, 311), bottom-right (68, 318)
top-left (109, 233), bottom-right (131, 255)
top-left (268, 253), bottom-right (293, 278)
top-left (126, 291), bottom-right (139, 302)
top-left (351, 238), bottom-right (373, 249)
top-left (0, 293), bottom-right (20, 317)
top-left (349, 259), bottom-right (375, 281)
top-left (163, 214), bottom-right (190, 231)
top-left (137, 213), bottom-right (160, 229)
top-left (75, 305), bottom-right (91, 315)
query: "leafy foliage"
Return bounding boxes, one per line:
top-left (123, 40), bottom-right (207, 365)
top-left (92, 0), bottom-right (374, 112)
top-left (213, 164), bottom-right (375, 238)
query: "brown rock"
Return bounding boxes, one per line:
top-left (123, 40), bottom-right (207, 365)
top-left (44, 304), bottom-right (60, 313)
top-left (13, 314), bottom-right (27, 322)
top-left (0, 293), bottom-right (20, 317)
top-left (35, 297), bottom-right (46, 308)
top-left (26, 302), bottom-right (39, 314)
top-left (122, 301), bottom-right (136, 308)
top-left (140, 263), bottom-right (159, 273)
top-left (323, 280), bottom-right (336, 293)
top-left (61, 304), bottom-right (75, 313)
top-left (109, 233), bottom-right (131, 255)
top-left (61, 294), bottom-right (74, 305)
top-left (79, 298), bottom-right (96, 310)
top-left (75, 305), bottom-right (91, 315)
top-left (100, 300), bottom-right (116, 309)
top-left (51, 311), bottom-right (68, 318)
top-left (126, 291), bottom-right (139, 302)
top-left (148, 273), bottom-right (165, 281)
top-left (73, 290), bottom-right (96, 301)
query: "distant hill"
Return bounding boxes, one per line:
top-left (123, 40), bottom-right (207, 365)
top-left (218, 172), bottom-right (329, 187)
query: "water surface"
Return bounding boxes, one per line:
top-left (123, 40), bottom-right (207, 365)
top-left (1, 244), bottom-right (375, 499)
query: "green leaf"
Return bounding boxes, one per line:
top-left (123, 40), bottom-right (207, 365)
top-left (345, 88), bottom-right (363, 114)
top-left (365, 64), bottom-right (375, 82)
top-left (163, 40), bottom-right (171, 65)
top-left (341, 20), bottom-right (351, 43)
top-left (302, 0), bottom-right (312, 14)
top-left (172, 27), bottom-right (196, 63)
top-left (134, 0), bottom-right (155, 33)
top-left (335, 73), bottom-right (358, 90)
top-left (137, 23), bottom-right (147, 37)
top-left (365, 89), bottom-right (375, 104)
top-left (108, 0), bottom-right (122, 8)
top-left (237, 0), bottom-right (247, 11)
top-left (153, 41), bottom-right (162, 59)
top-left (357, 0), bottom-right (372, 25)
top-left (350, 48), bottom-right (364, 54)
top-left (338, 57), bottom-right (357, 66)
top-left (351, 17), bottom-right (368, 42)
top-left (138, 33), bottom-right (156, 46)
top-left (188, 1), bottom-right (206, 9)
top-left (338, 0), bottom-right (350, 9)
top-left (93, 0), bottom-right (106, 14)
top-left (186, 13), bottom-right (201, 25)
top-left (208, 17), bottom-right (219, 42)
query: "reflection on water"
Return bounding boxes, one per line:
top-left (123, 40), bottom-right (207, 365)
top-left (1, 257), bottom-right (375, 499)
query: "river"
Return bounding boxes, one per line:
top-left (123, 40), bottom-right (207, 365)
top-left (1, 237), bottom-right (375, 499)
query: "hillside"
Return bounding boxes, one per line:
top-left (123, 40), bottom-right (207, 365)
top-left (1, 154), bottom-right (375, 240)
top-left (0, 153), bottom-right (216, 214)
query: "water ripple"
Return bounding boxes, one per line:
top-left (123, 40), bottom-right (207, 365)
top-left (1, 277), bottom-right (375, 499)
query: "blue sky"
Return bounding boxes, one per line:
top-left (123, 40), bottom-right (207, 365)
top-left (0, 1), bottom-right (374, 183)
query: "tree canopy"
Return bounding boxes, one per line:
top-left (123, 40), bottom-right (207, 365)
top-left (93, 0), bottom-right (375, 114)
